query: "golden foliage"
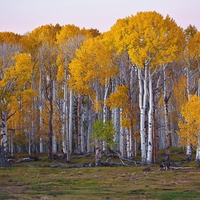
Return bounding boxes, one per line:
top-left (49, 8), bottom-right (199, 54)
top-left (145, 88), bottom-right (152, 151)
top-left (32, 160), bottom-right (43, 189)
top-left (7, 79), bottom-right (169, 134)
top-left (178, 94), bottom-right (200, 147)
top-left (109, 11), bottom-right (184, 68)
top-left (106, 85), bottom-right (128, 109)
top-left (173, 74), bottom-right (187, 110)
top-left (68, 35), bottom-right (118, 96)
top-left (0, 53), bottom-right (32, 88)
top-left (106, 85), bottom-right (136, 129)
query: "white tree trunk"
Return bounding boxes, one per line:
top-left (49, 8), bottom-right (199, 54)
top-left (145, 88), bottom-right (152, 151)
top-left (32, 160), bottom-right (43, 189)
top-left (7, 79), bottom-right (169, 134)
top-left (103, 84), bottom-right (109, 152)
top-left (163, 65), bottom-right (170, 162)
top-left (119, 108), bottom-right (125, 156)
top-left (95, 139), bottom-right (101, 166)
top-left (138, 66), bottom-right (147, 164)
top-left (113, 108), bottom-right (120, 151)
top-left (52, 135), bottom-right (57, 154)
top-left (1, 111), bottom-right (8, 167)
top-left (39, 138), bottom-right (43, 154)
top-left (39, 54), bottom-right (43, 154)
top-left (186, 65), bottom-right (192, 161)
top-left (171, 121), bottom-right (176, 147)
top-left (62, 82), bottom-right (67, 154)
top-left (126, 128), bottom-right (131, 158)
top-left (81, 107), bottom-right (85, 153)
top-left (147, 70), bottom-right (153, 164)
top-left (69, 90), bottom-right (73, 153)
top-left (196, 132), bottom-right (200, 162)
top-left (28, 130), bottom-right (31, 156)
top-left (87, 100), bottom-right (93, 153)
top-left (77, 95), bottom-right (82, 154)
top-left (62, 55), bottom-right (70, 162)
top-left (112, 78), bottom-right (120, 151)
top-left (196, 79), bottom-right (200, 162)
top-left (94, 84), bottom-right (102, 165)
top-left (52, 78), bottom-right (57, 154)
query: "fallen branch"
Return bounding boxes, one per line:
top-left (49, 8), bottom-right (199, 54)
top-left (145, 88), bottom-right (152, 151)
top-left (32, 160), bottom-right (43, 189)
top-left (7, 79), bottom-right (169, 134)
top-left (71, 153), bottom-right (92, 159)
top-left (170, 166), bottom-right (196, 170)
top-left (101, 161), bottom-right (130, 167)
top-left (105, 157), bottom-right (112, 162)
top-left (120, 159), bottom-right (131, 167)
top-left (158, 165), bottom-right (197, 171)
top-left (51, 163), bottom-right (91, 168)
top-left (110, 149), bottom-right (137, 166)
top-left (50, 160), bottom-right (131, 168)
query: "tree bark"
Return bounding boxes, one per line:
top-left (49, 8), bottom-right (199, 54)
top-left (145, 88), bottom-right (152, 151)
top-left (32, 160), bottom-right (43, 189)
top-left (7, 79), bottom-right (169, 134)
top-left (196, 79), bottom-right (200, 163)
top-left (86, 99), bottom-right (93, 153)
top-left (39, 53), bottom-right (43, 154)
top-left (77, 95), bottom-right (82, 154)
top-left (62, 80), bottom-right (67, 155)
top-left (113, 108), bottom-right (120, 151)
top-left (163, 65), bottom-right (170, 162)
top-left (103, 84), bottom-right (109, 153)
top-left (120, 109), bottom-right (126, 157)
top-left (48, 79), bottom-right (53, 159)
top-left (186, 65), bottom-right (192, 161)
top-left (147, 69), bottom-right (153, 164)
top-left (1, 111), bottom-right (8, 167)
top-left (69, 90), bottom-right (73, 153)
top-left (138, 66), bottom-right (147, 164)
top-left (52, 79), bottom-right (57, 154)
top-left (95, 139), bottom-right (101, 166)
top-left (152, 86), bottom-right (159, 164)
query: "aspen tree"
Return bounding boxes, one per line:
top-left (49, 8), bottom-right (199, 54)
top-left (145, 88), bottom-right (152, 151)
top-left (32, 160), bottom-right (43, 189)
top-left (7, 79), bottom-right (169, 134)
top-left (178, 94), bottom-right (200, 163)
top-left (26, 25), bottom-right (62, 155)
top-left (104, 27), bottom-right (137, 158)
top-left (56, 25), bottom-right (96, 159)
top-left (30, 24), bottom-right (61, 159)
top-left (182, 27), bottom-right (200, 161)
top-left (0, 53), bottom-right (32, 166)
top-left (109, 11), bottom-right (184, 163)
top-left (69, 35), bottom-right (117, 165)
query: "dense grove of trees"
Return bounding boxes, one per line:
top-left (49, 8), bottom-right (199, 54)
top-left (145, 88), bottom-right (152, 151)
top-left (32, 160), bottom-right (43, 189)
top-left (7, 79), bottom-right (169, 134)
top-left (1, 11), bottom-right (200, 167)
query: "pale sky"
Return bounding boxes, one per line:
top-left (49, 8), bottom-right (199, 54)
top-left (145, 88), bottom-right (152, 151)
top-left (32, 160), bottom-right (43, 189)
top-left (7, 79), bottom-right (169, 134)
top-left (0, 0), bottom-right (200, 35)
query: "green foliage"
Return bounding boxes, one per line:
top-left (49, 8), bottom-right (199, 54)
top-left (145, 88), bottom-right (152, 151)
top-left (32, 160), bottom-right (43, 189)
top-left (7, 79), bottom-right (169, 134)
top-left (91, 119), bottom-right (116, 148)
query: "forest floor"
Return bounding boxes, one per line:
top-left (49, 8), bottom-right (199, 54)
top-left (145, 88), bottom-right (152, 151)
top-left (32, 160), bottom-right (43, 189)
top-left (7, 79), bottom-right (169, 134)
top-left (0, 147), bottom-right (200, 200)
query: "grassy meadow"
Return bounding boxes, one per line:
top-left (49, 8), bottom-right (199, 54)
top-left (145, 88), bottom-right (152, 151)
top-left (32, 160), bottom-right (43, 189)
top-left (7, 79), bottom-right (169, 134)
top-left (0, 148), bottom-right (200, 200)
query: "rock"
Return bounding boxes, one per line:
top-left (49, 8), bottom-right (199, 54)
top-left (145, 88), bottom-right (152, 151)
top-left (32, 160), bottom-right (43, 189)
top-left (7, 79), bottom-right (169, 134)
top-left (143, 167), bottom-right (152, 172)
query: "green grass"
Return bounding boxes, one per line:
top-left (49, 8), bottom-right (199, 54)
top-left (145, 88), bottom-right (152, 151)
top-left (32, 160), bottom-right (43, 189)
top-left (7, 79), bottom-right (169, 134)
top-left (1, 166), bottom-right (200, 199)
top-left (0, 149), bottom-right (200, 199)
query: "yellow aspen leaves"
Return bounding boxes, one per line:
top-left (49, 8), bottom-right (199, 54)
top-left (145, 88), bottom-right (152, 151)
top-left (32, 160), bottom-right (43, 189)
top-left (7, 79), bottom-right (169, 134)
top-left (106, 85), bottom-right (128, 109)
top-left (68, 35), bottom-right (118, 98)
top-left (110, 11), bottom-right (184, 68)
top-left (0, 53), bottom-right (32, 88)
top-left (178, 95), bottom-right (200, 147)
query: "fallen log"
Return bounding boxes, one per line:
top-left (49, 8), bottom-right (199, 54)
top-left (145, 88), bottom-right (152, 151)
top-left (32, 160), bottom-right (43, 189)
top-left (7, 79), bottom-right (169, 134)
top-left (71, 153), bottom-right (93, 158)
top-left (170, 166), bottom-right (196, 170)
top-left (158, 165), bottom-right (196, 171)
top-left (50, 163), bottom-right (92, 168)
top-left (50, 160), bottom-right (131, 168)
top-left (16, 157), bottom-right (34, 163)
top-left (8, 156), bottom-right (41, 164)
